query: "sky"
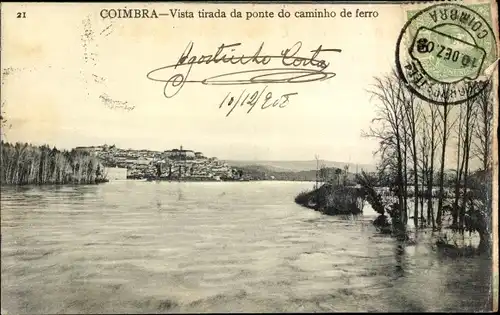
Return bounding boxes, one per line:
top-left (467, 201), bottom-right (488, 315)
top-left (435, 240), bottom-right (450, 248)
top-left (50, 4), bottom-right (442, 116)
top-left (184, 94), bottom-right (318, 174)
top-left (0, 3), bottom-right (439, 165)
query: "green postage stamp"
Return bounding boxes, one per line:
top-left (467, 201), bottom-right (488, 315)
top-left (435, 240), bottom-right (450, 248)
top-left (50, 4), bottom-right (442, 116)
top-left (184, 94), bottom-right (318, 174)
top-left (396, 2), bottom-right (498, 105)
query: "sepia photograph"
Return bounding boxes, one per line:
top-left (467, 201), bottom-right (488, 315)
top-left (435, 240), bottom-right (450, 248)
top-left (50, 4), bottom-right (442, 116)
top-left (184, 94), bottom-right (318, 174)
top-left (1, 1), bottom-right (498, 313)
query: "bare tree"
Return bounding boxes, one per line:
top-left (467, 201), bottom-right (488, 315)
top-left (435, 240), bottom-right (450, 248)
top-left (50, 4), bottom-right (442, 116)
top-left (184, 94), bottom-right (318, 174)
top-left (418, 103), bottom-right (441, 229)
top-left (401, 112), bottom-right (409, 225)
top-left (314, 154), bottom-right (320, 189)
top-left (364, 70), bottom-right (407, 230)
top-left (458, 82), bottom-right (479, 232)
top-left (474, 80), bottom-right (493, 172)
top-left (417, 116), bottom-right (430, 226)
top-left (417, 104), bottom-right (440, 228)
top-left (470, 79), bottom-right (494, 253)
top-left (435, 84), bottom-right (456, 228)
top-left (452, 101), bottom-right (466, 228)
top-left (342, 165), bottom-right (350, 186)
top-left (401, 89), bottom-right (422, 227)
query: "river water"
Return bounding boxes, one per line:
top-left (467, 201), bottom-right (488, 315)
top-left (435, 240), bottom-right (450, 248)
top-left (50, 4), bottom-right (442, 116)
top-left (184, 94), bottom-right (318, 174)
top-left (1, 181), bottom-right (492, 313)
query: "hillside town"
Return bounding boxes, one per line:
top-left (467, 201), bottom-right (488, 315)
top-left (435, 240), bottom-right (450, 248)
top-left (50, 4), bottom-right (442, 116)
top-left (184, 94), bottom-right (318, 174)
top-left (74, 145), bottom-right (246, 181)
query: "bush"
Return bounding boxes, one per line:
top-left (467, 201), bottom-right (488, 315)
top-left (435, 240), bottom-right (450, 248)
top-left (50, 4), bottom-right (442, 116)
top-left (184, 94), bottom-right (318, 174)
top-left (295, 184), bottom-right (363, 215)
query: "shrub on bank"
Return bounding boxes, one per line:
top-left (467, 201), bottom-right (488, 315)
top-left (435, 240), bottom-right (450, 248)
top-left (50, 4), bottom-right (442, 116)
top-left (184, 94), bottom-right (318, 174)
top-left (294, 190), bottom-right (311, 206)
top-left (294, 183), bottom-right (363, 215)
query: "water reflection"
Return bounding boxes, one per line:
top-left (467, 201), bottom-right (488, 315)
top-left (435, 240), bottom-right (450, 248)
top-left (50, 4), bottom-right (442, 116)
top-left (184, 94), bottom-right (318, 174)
top-left (394, 242), bottom-right (407, 279)
top-left (441, 255), bottom-right (492, 312)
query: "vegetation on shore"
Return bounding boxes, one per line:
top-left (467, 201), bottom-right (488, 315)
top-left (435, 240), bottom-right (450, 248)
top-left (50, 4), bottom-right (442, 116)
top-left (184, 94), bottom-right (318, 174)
top-left (294, 165), bottom-right (365, 215)
top-left (232, 164), bottom-right (344, 182)
top-left (295, 184), bottom-right (363, 215)
top-left (1, 141), bottom-right (108, 185)
top-left (296, 73), bottom-right (494, 257)
top-left (359, 72), bottom-right (493, 256)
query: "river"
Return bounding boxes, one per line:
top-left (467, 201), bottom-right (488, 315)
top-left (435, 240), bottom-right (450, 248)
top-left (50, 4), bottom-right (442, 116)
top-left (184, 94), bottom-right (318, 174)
top-left (0, 180), bottom-right (492, 313)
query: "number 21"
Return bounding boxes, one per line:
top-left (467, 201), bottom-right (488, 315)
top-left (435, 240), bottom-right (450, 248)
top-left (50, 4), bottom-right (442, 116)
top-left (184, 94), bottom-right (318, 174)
top-left (16, 12), bottom-right (26, 18)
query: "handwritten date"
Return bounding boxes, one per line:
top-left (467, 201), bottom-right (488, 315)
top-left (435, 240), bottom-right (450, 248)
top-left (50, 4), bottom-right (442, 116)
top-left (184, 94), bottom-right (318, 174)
top-left (219, 86), bottom-right (297, 117)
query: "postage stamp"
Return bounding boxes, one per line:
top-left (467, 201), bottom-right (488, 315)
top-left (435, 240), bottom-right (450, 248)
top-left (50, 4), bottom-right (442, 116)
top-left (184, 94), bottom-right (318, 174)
top-left (396, 2), bottom-right (498, 105)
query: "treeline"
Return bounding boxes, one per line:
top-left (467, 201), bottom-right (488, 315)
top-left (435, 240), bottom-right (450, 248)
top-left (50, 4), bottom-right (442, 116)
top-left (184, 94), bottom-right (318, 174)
top-left (234, 165), bottom-right (340, 181)
top-left (1, 141), bottom-right (108, 185)
top-left (359, 71), bottom-right (493, 253)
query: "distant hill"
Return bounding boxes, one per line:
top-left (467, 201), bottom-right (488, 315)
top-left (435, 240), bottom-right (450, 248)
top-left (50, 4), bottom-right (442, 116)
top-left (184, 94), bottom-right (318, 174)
top-left (231, 164), bottom-right (318, 181)
top-left (225, 161), bottom-right (374, 182)
top-left (224, 160), bottom-right (377, 173)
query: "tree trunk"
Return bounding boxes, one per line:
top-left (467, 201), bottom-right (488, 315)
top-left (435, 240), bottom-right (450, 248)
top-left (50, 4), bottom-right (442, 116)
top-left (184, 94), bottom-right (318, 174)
top-left (428, 106), bottom-right (437, 230)
top-left (437, 105), bottom-right (449, 228)
top-left (403, 141), bottom-right (408, 225)
top-left (453, 115), bottom-right (463, 228)
top-left (460, 147), bottom-right (470, 233)
top-left (460, 98), bottom-right (475, 234)
top-left (413, 149), bottom-right (419, 228)
top-left (476, 208), bottom-right (491, 255)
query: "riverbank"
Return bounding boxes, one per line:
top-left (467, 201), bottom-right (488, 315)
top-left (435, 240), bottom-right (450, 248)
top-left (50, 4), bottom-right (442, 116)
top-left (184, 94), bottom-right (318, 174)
top-left (0, 178), bottom-right (110, 187)
top-left (144, 176), bottom-right (251, 182)
top-left (127, 175), bottom-right (317, 183)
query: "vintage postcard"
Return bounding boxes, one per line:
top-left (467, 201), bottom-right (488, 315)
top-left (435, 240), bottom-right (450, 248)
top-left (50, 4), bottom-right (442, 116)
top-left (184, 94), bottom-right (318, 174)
top-left (1, 0), bottom-right (498, 313)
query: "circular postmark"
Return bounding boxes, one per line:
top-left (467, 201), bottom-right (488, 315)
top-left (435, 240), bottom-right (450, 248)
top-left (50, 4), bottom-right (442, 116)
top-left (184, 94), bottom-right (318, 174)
top-left (395, 3), bottom-right (497, 105)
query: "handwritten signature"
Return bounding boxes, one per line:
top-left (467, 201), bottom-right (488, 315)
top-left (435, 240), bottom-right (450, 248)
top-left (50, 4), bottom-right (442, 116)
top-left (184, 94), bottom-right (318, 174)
top-left (146, 41), bottom-right (342, 98)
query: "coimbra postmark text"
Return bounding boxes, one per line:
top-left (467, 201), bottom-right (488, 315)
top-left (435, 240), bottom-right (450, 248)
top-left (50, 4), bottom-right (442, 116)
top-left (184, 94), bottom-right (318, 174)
top-left (396, 3), bottom-right (497, 105)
